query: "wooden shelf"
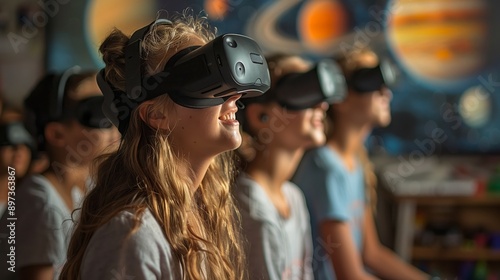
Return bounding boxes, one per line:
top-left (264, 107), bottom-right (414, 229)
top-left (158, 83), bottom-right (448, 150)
top-left (412, 246), bottom-right (500, 261)
top-left (392, 194), bottom-right (500, 206)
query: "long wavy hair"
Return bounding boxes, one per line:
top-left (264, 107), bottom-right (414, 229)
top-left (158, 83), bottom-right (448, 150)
top-left (60, 13), bottom-right (246, 280)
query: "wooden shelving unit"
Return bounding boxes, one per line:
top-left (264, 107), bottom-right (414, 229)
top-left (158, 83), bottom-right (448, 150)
top-left (394, 195), bottom-right (500, 206)
top-left (372, 153), bottom-right (500, 278)
top-left (412, 246), bottom-right (500, 261)
top-left (384, 192), bottom-right (500, 278)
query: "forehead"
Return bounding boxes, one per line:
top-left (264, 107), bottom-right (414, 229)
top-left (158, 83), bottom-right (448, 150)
top-left (351, 52), bottom-right (379, 71)
top-left (273, 57), bottom-right (311, 78)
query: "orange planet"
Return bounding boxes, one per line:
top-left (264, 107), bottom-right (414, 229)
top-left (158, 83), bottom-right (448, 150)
top-left (205, 0), bottom-right (229, 20)
top-left (298, 0), bottom-right (350, 53)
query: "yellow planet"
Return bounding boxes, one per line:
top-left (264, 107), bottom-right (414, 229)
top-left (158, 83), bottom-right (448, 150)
top-left (386, 0), bottom-right (487, 83)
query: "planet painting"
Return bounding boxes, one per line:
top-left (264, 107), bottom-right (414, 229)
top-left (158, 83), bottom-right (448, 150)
top-left (298, 0), bottom-right (350, 54)
top-left (85, 0), bottom-right (156, 66)
top-left (386, 0), bottom-right (487, 87)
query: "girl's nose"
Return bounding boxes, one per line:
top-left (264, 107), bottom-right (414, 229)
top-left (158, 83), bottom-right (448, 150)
top-left (225, 94), bottom-right (243, 104)
top-left (380, 86), bottom-right (393, 100)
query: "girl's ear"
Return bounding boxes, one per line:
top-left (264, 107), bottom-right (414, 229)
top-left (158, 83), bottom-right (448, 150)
top-left (138, 102), bottom-right (170, 131)
top-left (44, 122), bottom-right (67, 148)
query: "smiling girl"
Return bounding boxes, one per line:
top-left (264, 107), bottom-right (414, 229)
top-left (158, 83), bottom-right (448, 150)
top-left (60, 14), bottom-right (248, 280)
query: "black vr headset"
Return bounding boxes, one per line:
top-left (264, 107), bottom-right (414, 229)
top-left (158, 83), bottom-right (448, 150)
top-left (272, 59), bottom-right (347, 110)
top-left (48, 66), bottom-right (112, 129)
top-left (68, 96), bottom-right (113, 129)
top-left (347, 59), bottom-right (398, 93)
top-left (97, 18), bottom-right (271, 134)
top-left (0, 122), bottom-right (35, 153)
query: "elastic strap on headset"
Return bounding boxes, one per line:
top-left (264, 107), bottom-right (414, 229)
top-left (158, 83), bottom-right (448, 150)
top-left (124, 18), bottom-right (173, 101)
top-left (100, 18), bottom-right (174, 134)
top-left (50, 65), bottom-right (81, 121)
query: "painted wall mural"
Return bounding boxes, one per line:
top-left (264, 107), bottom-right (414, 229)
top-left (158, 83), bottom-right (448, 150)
top-left (46, 0), bottom-right (500, 154)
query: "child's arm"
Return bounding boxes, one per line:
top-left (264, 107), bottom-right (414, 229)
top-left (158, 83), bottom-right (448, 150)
top-left (362, 208), bottom-right (429, 280)
top-left (320, 220), bottom-right (379, 280)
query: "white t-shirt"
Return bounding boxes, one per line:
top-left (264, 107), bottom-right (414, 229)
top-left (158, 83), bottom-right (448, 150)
top-left (0, 174), bottom-right (82, 280)
top-left (233, 174), bottom-right (314, 280)
top-left (81, 208), bottom-right (182, 279)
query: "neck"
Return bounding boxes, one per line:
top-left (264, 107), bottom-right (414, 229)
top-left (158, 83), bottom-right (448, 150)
top-left (44, 161), bottom-right (89, 194)
top-left (328, 119), bottom-right (371, 171)
top-left (186, 156), bottom-right (212, 193)
top-left (329, 119), bottom-right (371, 155)
top-left (246, 145), bottom-right (304, 193)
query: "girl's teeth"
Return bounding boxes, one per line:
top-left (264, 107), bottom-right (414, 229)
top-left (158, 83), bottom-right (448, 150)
top-left (221, 113), bottom-right (235, 120)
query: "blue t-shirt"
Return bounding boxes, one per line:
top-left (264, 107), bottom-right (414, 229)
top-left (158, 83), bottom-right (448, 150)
top-left (292, 146), bottom-right (365, 280)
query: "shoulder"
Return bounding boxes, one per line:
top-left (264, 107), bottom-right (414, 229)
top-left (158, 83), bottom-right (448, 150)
top-left (282, 182), bottom-right (307, 205)
top-left (90, 209), bottom-right (170, 251)
top-left (298, 146), bottom-right (343, 174)
top-left (233, 174), bottom-right (269, 209)
top-left (233, 175), bottom-right (280, 224)
top-left (293, 147), bottom-right (345, 192)
top-left (15, 175), bottom-right (69, 219)
top-left (16, 174), bottom-right (53, 201)
top-left (82, 209), bottom-right (180, 279)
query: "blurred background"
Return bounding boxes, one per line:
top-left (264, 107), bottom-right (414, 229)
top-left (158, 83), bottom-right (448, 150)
top-left (1, 0), bottom-right (500, 278)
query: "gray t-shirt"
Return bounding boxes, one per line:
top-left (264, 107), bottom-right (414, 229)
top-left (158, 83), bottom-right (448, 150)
top-left (0, 174), bottom-right (82, 280)
top-left (234, 174), bottom-right (313, 280)
top-left (81, 208), bottom-right (182, 279)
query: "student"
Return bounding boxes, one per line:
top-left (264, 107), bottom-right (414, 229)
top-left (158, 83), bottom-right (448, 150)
top-left (0, 121), bottom-right (35, 216)
top-left (0, 105), bottom-right (51, 176)
top-left (60, 13), bottom-right (270, 280)
top-left (234, 54), bottom-right (345, 280)
top-left (292, 49), bottom-right (428, 280)
top-left (0, 69), bottom-right (119, 280)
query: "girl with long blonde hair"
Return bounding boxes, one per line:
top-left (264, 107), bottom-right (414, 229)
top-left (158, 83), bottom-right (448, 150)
top-left (60, 13), bottom-right (246, 280)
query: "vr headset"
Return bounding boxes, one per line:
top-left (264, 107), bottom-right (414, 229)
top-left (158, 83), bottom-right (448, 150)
top-left (273, 59), bottom-right (347, 110)
top-left (0, 122), bottom-right (35, 152)
top-left (97, 18), bottom-right (271, 134)
top-left (347, 59), bottom-right (398, 93)
top-left (66, 96), bottom-right (113, 129)
top-left (49, 66), bottom-right (112, 129)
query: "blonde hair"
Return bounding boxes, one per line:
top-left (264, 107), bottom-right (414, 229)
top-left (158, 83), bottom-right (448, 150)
top-left (328, 48), bottom-right (379, 211)
top-left (61, 13), bottom-right (246, 280)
